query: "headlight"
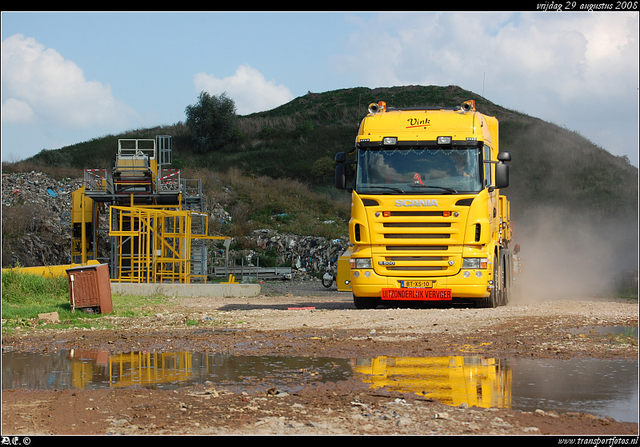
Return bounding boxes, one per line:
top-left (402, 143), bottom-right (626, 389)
top-left (462, 258), bottom-right (488, 269)
top-left (350, 258), bottom-right (373, 269)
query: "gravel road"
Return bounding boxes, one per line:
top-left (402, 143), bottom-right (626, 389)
top-left (2, 279), bottom-right (638, 436)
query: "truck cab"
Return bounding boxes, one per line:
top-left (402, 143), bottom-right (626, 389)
top-left (335, 101), bottom-right (513, 309)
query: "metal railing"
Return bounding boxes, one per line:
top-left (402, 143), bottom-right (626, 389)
top-left (84, 169), bottom-right (114, 193)
top-left (159, 169), bottom-right (181, 192)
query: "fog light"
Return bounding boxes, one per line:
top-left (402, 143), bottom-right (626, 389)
top-left (353, 271), bottom-right (360, 278)
top-left (364, 271), bottom-right (371, 278)
top-left (463, 271), bottom-right (471, 278)
top-left (475, 271), bottom-right (483, 278)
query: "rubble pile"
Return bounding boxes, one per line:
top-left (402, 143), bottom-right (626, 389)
top-left (209, 202), bottom-right (233, 225)
top-left (247, 229), bottom-right (350, 276)
top-left (2, 171), bottom-right (82, 267)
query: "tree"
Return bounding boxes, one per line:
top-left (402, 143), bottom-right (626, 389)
top-left (311, 156), bottom-right (335, 184)
top-left (185, 91), bottom-right (237, 153)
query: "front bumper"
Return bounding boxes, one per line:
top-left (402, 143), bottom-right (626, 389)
top-left (350, 268), bottom-right (491, 299)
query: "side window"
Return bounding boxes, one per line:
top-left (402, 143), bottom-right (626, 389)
top-left (483, 145), bottom-right (492, 188)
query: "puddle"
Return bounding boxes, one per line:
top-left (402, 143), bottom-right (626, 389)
top-left (567, 326), bottom-right (638, 338)
top-left (1, 349), bottom-right (352, 393)
top-left (509, 357), bottom-right (638, 423)
top-left (2, 350), bottom-right (637, 422)
top-left (354, 356), bottom-right (638, 423)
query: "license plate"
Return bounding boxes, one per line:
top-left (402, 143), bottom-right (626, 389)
top-left (400, 280), bottom-right (433, 288)
top-left (381, 288), bottom-right (452, 301)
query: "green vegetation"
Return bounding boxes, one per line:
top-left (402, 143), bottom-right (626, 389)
top-left (187, 167), bottom-right (350, 240)
top-left (2, 269), bottom-right (69, 314)
top-left (185, 91), bottom-right (238, 154)
top-left (1, 270), bottom-right (167, 333)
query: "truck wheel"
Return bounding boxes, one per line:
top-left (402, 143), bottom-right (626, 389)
top-left (500, 253), bottom-right (509, 306)
top-left (353, 294), bottom-right (379, 309)
top-left (476, 257), bottom-right (499, 308)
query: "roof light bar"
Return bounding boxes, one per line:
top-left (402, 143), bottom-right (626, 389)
top-left (383, 137), bottom-right (397, 145)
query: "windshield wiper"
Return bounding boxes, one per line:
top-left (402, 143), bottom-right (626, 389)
top-left (410, 184), bottom-right (458, 194)
top-left (360, 186), bottom-right (405, 194)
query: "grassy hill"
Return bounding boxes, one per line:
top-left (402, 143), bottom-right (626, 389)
top-left (5, 85), bottom-right (638, 238)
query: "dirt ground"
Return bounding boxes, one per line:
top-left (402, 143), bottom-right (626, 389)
top-left (2, 280), bottom-right (638, 436)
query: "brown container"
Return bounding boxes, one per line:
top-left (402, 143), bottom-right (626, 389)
top-left (66, 263), bottom-right (112, 314)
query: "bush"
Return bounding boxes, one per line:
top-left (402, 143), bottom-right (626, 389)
top-left (1, 269), bottom-right (68, 305)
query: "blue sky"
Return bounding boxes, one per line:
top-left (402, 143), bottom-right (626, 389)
top-left (2, 11), bottom-right (638, 166)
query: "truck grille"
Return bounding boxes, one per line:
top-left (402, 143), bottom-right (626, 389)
top-left (370, 207), bottom-right (464, 277)
top-left (361, 195), bottom-right (477, 277)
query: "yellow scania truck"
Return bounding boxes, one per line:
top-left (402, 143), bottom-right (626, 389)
top-left (335, 100), bottom-right (516, 309)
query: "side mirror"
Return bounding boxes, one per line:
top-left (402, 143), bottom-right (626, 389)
top-left (334, 151), bottom-right (355, 191)
top-left (497, 150), bottom-right (511, 162)
top-left (494, 162), bottom-right (509, 189)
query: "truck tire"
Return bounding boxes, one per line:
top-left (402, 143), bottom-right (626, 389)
top-left (476, 255), bottom-right (499, 308)
top-left (353, 294), bottom-right (379, 309)
top-left (500, 252), bottom-right (509, 306)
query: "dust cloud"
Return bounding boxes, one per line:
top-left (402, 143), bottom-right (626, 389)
top-left (510, 206), bottom-right (638, 304)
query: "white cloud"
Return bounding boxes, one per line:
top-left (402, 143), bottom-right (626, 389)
top-left (1, 98), bottom-right (34, 124)
top-left (332, 12), bottom-right (638, 165)
top-left (193, 64), bottom-right (294, 115)
top-left (334, 12), bottom-right (637, 102)
top-left (1, 34), bottom-right (138, 129)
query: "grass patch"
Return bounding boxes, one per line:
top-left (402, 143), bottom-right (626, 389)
top-left (1, 270), bottom-right (74, 325)
top-left (1, 270), bottom-right (175, 333)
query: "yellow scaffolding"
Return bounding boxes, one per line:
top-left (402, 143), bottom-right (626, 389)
top-left (70, 136), bottom-right (226, 284)
top-left (109, 205), bottom-right (224, 284)
top-left (109, 351), bottom-right (193, 388)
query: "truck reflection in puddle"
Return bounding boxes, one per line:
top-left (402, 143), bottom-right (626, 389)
top-left (352, 356), bottom-right (511, 409)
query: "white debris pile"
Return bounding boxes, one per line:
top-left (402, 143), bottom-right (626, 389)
top-left (2, 171), bottom-right (82, 267)
top-left (248, 229), bottom-right (350, 275)
top-left (209, 202), bottom-right (232, 225)
top-left (2, 171), bottom-right (81, 214)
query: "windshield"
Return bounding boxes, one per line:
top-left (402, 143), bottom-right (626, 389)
top-left (355, 147), bottom-right (482, 194)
